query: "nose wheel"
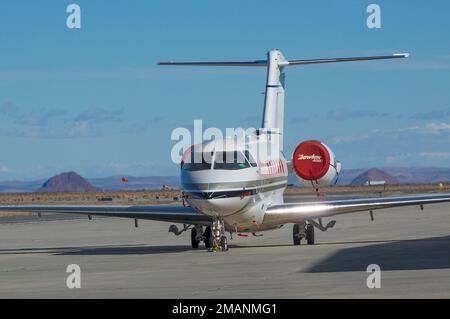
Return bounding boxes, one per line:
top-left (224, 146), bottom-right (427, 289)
top-left (209, 217), bottom-right (229, 252)
top-left (219, 236), bottom-right (228, 251)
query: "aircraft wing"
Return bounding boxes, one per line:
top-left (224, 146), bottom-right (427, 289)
top-left (264, 193), bottom-right (450, 224)
top-left (0, 205), bottom-right (212, 225)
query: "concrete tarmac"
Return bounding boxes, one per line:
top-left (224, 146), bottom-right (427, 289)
top-left (0, 199), bottom-right (450, 298)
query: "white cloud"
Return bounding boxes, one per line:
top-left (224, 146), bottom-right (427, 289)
top-left (0, 101), bottom-right (19, 115)
top-left (419, 152), bottom-right (450, 159)
top-left (19, 121), bottom-right (91, 139)
top-left (329, 122), bottom-right (450, 146)
top-left (397, 125), bottom-right (420, 132)
top-left (0, 68), bottom-right (158, 81)
top-left (66, 121), bottom-right (90, 138)
top-left (384, 153), bottom-right (413, 165)
top-left (0, 165), bottom-right (10, 173)
top-left (332, 133), bottom-right (370, 144)
top-left (394, 123), bottom-right (450, 134)
top-left (107, 161), bottom-right (155, 172)
top-left (108, 161), bottom-right (130, 171)
top-left (424, 123), bottom-right (450, 134)
top-left (384, 152), bottom-right (450, 165)
top-left (76, 108), bottom-right (124, 124)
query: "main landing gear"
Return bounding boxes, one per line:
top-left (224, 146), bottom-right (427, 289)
top-left (190, 225), bottom-right (213, 249)
top-left (293, 221), bottom-right (315, 245)
top-left (292, 219), bottom-right (336, 246)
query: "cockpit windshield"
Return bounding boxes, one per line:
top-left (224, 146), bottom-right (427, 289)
top-left (182, 150), bottom-right (257, 171)
top-left (182, 152), bottom-right (213, 171)
top-left (213, 151), bottom-right (254, 170)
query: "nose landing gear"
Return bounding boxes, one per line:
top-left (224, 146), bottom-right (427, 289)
top-left (173, 223), bottom-right (228, 251)
top-left (210, 217), bottom-right (229, 252)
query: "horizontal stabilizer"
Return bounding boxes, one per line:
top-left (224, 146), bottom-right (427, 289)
top-left (158, 60), bottom-right (267, 67)
top-left (286, 53), bottom-right (409, 66)
top-left (158, 53), bottom-right (409, 67)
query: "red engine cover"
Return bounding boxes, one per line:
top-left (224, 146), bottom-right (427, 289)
top-left (292, 140), bottom-right (331, 180)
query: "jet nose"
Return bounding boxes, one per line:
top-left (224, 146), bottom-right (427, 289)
top-left (202, 195), bottom-right (251, 216)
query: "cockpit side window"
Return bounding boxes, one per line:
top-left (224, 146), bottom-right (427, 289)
top-left (213, 151), bottom-right (251, 170)
top-left (244, 150), bottom-right (258, 167)
top-left (182, 152), bottom-right (213, 171)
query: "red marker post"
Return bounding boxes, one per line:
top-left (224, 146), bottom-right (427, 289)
top-left (121, 177), bottom-right (128, 192)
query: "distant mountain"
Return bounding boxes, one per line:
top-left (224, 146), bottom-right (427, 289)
top-left (0, 166), bottom-right (449, 193)
top-left (335, 169), bottom-right (366, 185)
top-left (37, 172), bottom-right (98, 193)
top-left (337, 167), bottom-right (450, 185)
top-left (0, 179), bottom-right (45, 193)
top-left (383, 167), bottom-right (450, 184)
top-left (350, 168), bottom-right (398, 185)
top-left (89, 175), bottom-right (179, 191)
top-left (0, 174), bottom-right (180, 193)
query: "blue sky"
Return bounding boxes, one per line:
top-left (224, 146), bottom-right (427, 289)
top-left (0, 0), bottom-right (449, 180)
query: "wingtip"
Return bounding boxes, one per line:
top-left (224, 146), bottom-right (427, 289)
top-left (394, 53), bottom-right (410, 58)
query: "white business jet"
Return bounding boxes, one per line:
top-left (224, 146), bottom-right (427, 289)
top-left (2, 50), bottom-right (450, 252)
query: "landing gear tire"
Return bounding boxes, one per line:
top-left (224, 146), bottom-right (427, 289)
top-left (306, 223), bottom-right (315, 245)
top-left (209, 217), bottom-right (228, 252)
top-left (293, 223), bottom-right (302, 246)
top-left (203, 226), bottom-right (213, 249)
top-left (191, 228), bottom-right (200, 249)
top-left (220, 236), bottom-right (229, 252)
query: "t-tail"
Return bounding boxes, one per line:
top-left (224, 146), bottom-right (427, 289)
top-left (158, 50), bottom-right (409, 151)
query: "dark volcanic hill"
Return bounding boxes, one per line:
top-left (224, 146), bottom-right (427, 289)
top-left (37, 172), bottom-right (98, 193)
top-left (350, 168), bottom-right (399, 185)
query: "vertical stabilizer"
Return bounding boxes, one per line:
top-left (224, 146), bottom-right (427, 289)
top-left (261, 50), bottom-right (287, 151)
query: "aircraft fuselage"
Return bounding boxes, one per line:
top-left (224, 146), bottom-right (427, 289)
top-left (180, 136), bottom-right (288, 232)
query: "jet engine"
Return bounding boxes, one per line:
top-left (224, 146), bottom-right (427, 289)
top-left (292, 140), bottom-right (341, 187)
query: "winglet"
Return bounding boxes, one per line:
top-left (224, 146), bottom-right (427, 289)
top-left (394, 53), bottom-right (410, 58)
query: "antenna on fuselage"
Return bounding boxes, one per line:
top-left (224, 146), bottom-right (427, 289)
top-left (158, 51), bottom-right (409, 152)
